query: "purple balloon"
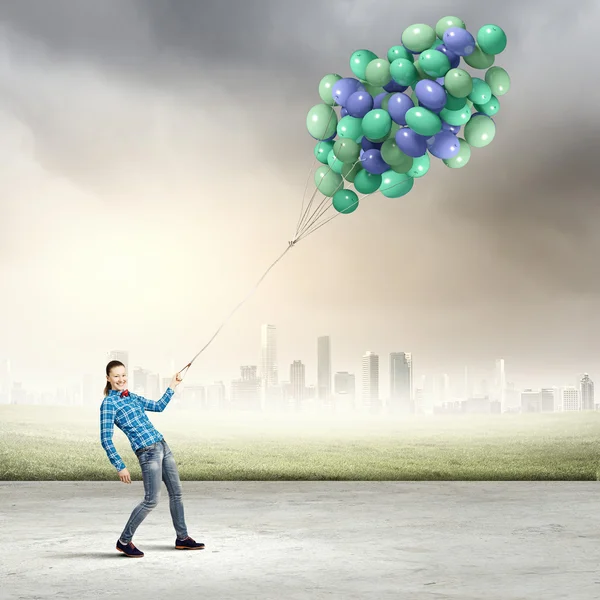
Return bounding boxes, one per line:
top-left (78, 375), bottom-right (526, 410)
top-left (436, 77), bottom-right (446, 86)
top-left (395, 127), bottom-right (427, 157)
top-left (435, 44), bottom-right (461, 69)
top-left (415, 80), bottom-right (447, 113)
top-left (427, 130), bottom-right (460, 159)
top-left (361, 149), bottom-right (390, 175)
top-left (340, 107), bottom-right (349, 117)
top-left (346, 91), bottom-right (374, 118)
top-left (442, 121), bottom-right (461, 135)
top-left (383, 80), bottom-right (408, 93)
top-left (361, 136), bottom-right (383, 151)
top-left (443, 27), bottom-right (476, 57)
top-left (332, 78), bottom-right (363, 106)
top-left (373, 92), bottom-right (388, 109)
top-left (387, 92), bottom-right (414, 125)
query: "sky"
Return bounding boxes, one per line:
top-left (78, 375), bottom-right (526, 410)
top-left (1, 0), bottom-right (599, 395)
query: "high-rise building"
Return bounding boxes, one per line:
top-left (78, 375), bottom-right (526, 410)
top-left (541, 388), bottom-right (557, 412)
top-left (231, 366), bottom-right (261, 411)
top-left (133, 367), bottom-right (148, 396)
top-left (361, 351), bottom-right (379, 410)
top-left (317, 336), bottom-right (332, 403)
top-left (389, 352), bottom-right (412, 413)
top-left (107, 351), bottom-right (129, 370)
top-left (521, 389), bottom-right (542, 412)
top-left (260, 324), bottom-right (278, 387)
top-left (495, 358), bottom-right (506, 411)
top-left (334, 371), bottom-right (356, 410)
top-left (560, 387), bottom-right (580, 412)
top-left (580, 374), bottom-right (594, 410)
top-left (290, 360), bottom-right (306, 408)
top-left (146, 372), bottom-right (160, 400)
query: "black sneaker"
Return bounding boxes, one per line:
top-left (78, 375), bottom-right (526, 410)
top-left (116, 539), bottom-right (144, 557)
top-left (175, 536), bottom-right (205, 550)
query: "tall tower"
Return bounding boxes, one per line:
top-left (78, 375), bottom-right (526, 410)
top-left (260, 324), bottom-right (278, 387)
top-left (107, 351), bottom-right (129, 370)
top-left (290, 360), bottom-right (306, 409)
top-left (495, 358), bottom-right (506, 411)
top-left (362, 351), bottom-right (379, 410)
top-left (317, 336), bottom-right (332, 403)
top-left (389, 352), bottom-right (413, 413)
top-left (580, 374), bottom-right (594, 410)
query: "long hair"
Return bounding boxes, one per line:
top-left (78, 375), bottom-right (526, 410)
top-left (104, 360), bottom-right (125, 397)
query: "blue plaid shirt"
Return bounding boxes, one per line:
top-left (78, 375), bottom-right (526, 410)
top-left (100, 387), bottom-right (175, 471)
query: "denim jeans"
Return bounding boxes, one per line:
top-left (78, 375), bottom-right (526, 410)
top-left (119, 439), bottom-right (188, 543)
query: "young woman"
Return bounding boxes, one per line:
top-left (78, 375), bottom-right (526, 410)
top-left (100, 359), bottom-right (204, 558)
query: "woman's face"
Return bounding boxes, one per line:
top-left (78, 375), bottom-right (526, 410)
top-left (107, 365), bottom-right (128, 392)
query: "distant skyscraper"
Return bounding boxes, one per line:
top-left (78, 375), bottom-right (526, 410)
top-left (362, 351), bottom-right (379, 410)
top-left (317, 336), bottom-right (332, 403)
top-left (560, 387), bottom-right (580, 412)
top-left (541, 388), bottom-right (557, 412)
top-left (580, 374), bottom-right (594, 410)
top-left (290, 360), bottom-right (306, 408)
top-left (389, 352), bottom-right (412, 413)
top-left (260, 324), bottom-right (278, 387)
top-left (133, 367), bottom-right (148, 396)
top-left (495, 358), bottom-right (506, 411)
top-left (146, 372), bottom-right (160, 400)
top-left (231, 366), bottom-right (261, 411)
top-left (521, 389), bottom-right (542, 413)
top-left (107, 351), bottom-right (129, 369)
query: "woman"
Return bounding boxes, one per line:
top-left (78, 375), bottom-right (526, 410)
top-left (100, 359), bottom-right (204, 558)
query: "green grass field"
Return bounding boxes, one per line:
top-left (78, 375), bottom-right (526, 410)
top-left (1, 405), bottom-right (600, 480)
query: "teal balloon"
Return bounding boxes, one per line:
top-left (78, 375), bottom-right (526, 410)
top-left (350, 49), bottom-right (378, 80)
top-left (362, 109), bottom-right (392, 141)
top-left (354, 170), bottom-right (382, 194)
top-left (408, 154), bottom-right (430, 178)
top-left (405, 107), bottom-right (442, 136)
top-left (464, 114), bottom-right (496, 148)
top-left (387, 45), bottom-right (414, 64)
top-left (381, 139), bottom-right (409, 167)
top-left (468, 78), bottom-right (492, 105)
top-left (327, 150), bottom-right (344, 174)
top-left (477, 24), bottom-right (507, 55)
top-left (444, 69), bottom-right (473, 98)
top-left (334, 138), bottom-right (360, 162)
top-left (402, 24), bottom-right (436, 53)
top-left (474, 95), bottom-right (500, 116)
top-left (314, 141), bottom-right (334, 164)
top-left (379, 171), bottom-right (414, 198)
top-left (332, 189), bottom-right (359, 214)
top-left (445, 93), bottom-right (467, 111)
top-left (306, 104), bottom-right (338, 140)
top-left (337, 115), bottom-right (363, 139)
top-left (318, 73), bottom-right (342, 105)
top-left (419, 49), bottom-right (451, 78)
top-left (440, 105), bottom-right (472, 126)
top-left (435, 16), bottom-right (466, 39)
top-left (414, 58), bottom-right (437, 81)
top-left (342, 161), bottom-right (363, 182)
top-left (314, 166), bottom-right (343, 197)
top-left (443, 137), bottom-right (471, 168)
top-left (365, 59), bottom-right (392, 87)
top-left (485, 66), bottom-right (511, 96)
top-left (390, 59), bottom-right (418, 87)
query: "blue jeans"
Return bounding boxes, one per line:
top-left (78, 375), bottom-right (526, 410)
top-left (119, 439), bottom-right (188, 543)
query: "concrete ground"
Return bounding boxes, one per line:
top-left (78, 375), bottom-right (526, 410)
top-left (1, 481), bottom-right (599, 599)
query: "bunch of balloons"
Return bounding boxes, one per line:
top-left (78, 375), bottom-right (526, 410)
top-left (305, 16), bottom-right (510, 215)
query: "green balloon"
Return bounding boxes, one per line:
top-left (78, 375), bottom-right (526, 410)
top-left (463, 44), bottom-right (495, 69)
top-left (381, 139), bottom-right (408, 166)
top-left (414, 58), bottom-right (437, 81)
top-left (306, 104), bottom-right (338, 140)
top-left (362, 109), bottom-right (392, 141)
top-left (468, 78), bottom-right (492, 105)
top-left (402, 23), bottom-right (436, 53)
top-left (444, 69), bottom-right (473, 98)
top-left (408, 154), bottom-right (430, 178)
top-left (365, 58), bottom-right (392, 87)
top-left (379, 170), bottom-right (414, 198)
top-left (429, 37), bottom-right (445, 50)
top-left (405, 107), bottom-right (442, 136)
top-left (387, 45), bottom-right (414, 64)
top-left (337, 115), bottom-right (363, 139)
top-left (435, 16), bottom-right (466, 39)
top-left (418, 49), bottom-right (451, 78)
top-left (443, 137), bottom-right (471, 168)
top-left (334, 138), bottom-right (360, 163)
top-left (391, 154), bottom-right (413, 173)
top-left (314, 166), bottom-right (343, 197)
top-left (327, 150), bottom-right (344, 174)
top-left (332, 189), bottom-right (359, 214)
top-left (363, 82), bottom-right (386, 97)
top-left (485, 66), bottom-right (510, 96)
top-left (354, 170), bottom-right (382, 194)
top-left (445, 93), bottom-right (466, 111)
top-left (440, 105), bottom-right (472, 126)
top-left (341, 161), bottom-right (363, 182)
top-left (477, 24), bottom-right (507, 55)
top-left (318, 73), bottom-right (342, 105)
top-left (349, 49), bottom-right (378, 80)
top-left (464, 115), bottom-right (496, 148)
top-left (314, 141), bottom-right (334, 164)
top-left (390, 59), bottom-right (418, 87)
top-left (410, 90), bottom-right (419, 106)
top-left (380, 93), bottom-right (394, 112)
top-left (474, 95), bottom-right (500, 116)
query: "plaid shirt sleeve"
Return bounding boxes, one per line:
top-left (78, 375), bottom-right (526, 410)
top-left (134, 387), bottom-right (175, 412)
top-left (100, 399), bottom-right (126, 472)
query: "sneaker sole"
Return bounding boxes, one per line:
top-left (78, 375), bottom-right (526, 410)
top-left (175, 545), bottom-right (205, 550)
top-left (116, 546), bottom-right (144, 558)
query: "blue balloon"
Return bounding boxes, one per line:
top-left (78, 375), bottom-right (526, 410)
top-left (373, 92), bottom-right (388, 109)
top-left (442, 121), bottom-right (461, 135)
top-left (332, 78), bottom-right (364, 106)
top-left (387, 92), bottom-right (414, 125)
top-left (427, 130), bottom-right (460, 159)
top-left (340, 107), bottom-right (349, 117)
top-left (395, 127), bottom-right (427, 157)
top-left (383, 80), bottom-right (408, 93)
top-left (435, 44), bottom-right (461, 69)
top-left (415, 80), bottom-right (447, 113)
top-left (443, 28), bottom-right (476, 57)
top-left (361, 149), bottom-right (390, 175)
top-left (346, 91), bottom-right (374, 118)
top-left (361, 136), bottom-right (383, 151)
